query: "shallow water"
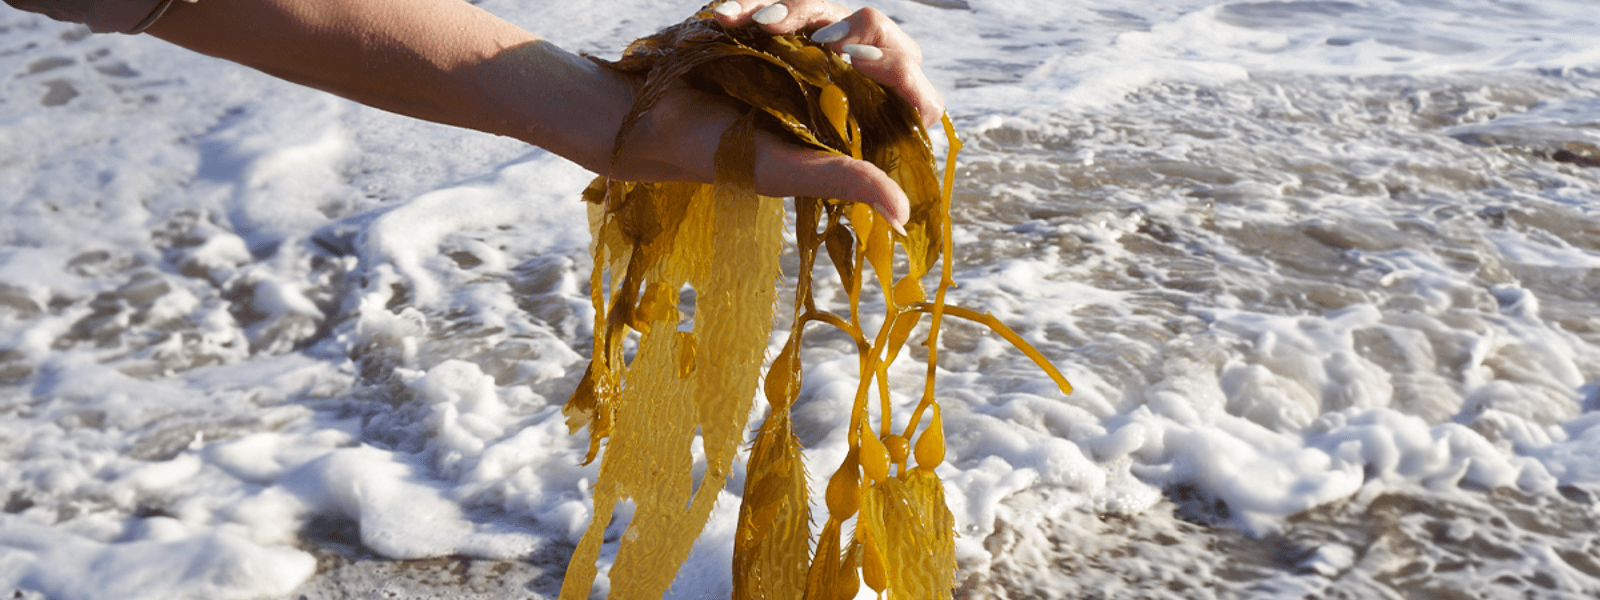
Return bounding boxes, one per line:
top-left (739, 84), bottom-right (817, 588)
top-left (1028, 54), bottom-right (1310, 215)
top-left (4, 0), bottom-right (1600, 598)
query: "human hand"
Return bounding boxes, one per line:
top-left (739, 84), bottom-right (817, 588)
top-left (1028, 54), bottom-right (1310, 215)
top-left (605, 76), bottom-right (913, 230)
top-left (709, 0), bottom-right (945, 131)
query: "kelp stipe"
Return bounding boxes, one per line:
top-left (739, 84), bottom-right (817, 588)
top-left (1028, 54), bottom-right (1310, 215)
top-left (559, 6), bottom-right (1072, 600)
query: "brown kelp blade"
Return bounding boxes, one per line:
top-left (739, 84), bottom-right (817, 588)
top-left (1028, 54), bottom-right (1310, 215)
top-left (559, 110), bottom-right (785, 600)
top-left (733, 407), bottom-right (811, 600)
top-left (561, 5), bottom-right (1074, 600)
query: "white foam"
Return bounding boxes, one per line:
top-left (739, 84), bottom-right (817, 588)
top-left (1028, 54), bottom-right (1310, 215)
top-left (278, 445), bottom-right (543, 559)
top-left (0, 515), bottom-right (316, 600)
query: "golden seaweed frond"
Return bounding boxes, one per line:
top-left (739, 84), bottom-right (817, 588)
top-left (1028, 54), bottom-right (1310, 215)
top-left (558, 5), bottom-right (1073, 600)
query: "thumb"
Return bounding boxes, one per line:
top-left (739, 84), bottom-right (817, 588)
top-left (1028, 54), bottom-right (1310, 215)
top-left (751, 131), bottom-right (911, 232)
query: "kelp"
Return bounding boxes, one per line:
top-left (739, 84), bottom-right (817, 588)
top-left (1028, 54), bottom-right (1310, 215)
top-left (558, 5), bottom-right (1072, 600)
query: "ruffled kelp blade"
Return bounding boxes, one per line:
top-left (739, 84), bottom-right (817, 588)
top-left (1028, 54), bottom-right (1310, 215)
top-left (560, 5), bottom-right (1072, 600)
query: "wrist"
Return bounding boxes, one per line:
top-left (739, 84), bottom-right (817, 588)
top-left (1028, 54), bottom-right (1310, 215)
top-left (462, 40), bottom-right (639, 175)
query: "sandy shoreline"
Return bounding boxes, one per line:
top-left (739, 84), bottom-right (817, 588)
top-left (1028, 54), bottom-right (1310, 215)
top-left (266, 518), bottom-right (572, 600)
top-left (271, 554), bottom-right (563, 600)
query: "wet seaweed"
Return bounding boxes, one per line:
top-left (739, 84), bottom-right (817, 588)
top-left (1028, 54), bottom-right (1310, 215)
top-left (558, 6), bottom-right (1072, 599)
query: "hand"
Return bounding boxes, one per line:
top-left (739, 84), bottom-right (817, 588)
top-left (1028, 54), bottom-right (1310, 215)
top-left (602, 0), bottom-right (945, 228)
top-left (710, 0), bottom-right (945, 131)
top-left (604, 77), bottom-right (913, 229)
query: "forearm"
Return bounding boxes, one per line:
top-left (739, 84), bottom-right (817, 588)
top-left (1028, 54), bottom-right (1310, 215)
top-left (144, 0), bottom-right (635, 173)
top-left (136, 0), bottom-right (932, 224)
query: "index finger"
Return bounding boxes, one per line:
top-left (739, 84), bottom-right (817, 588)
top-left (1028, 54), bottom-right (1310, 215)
top-left (710, 0), bottom-right (849, 32)
top-left (711, 1), bottom-right (946, 129)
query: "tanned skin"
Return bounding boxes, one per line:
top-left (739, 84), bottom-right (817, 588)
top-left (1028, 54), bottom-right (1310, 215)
top-left (145, 0), bottom-right (945, 227)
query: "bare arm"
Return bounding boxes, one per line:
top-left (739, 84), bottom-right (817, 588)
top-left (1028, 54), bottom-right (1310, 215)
top-left (145, 0), bottom-right (633, 174)
top-left (144, 0), bottom-right (940, 226)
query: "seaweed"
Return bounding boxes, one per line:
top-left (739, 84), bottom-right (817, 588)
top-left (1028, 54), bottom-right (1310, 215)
top-left (558, 6), bottom-right (1072, 599)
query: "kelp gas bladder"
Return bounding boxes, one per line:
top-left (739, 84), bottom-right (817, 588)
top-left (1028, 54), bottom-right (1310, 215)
top-left (557, 6), bottom-right (1072, 600)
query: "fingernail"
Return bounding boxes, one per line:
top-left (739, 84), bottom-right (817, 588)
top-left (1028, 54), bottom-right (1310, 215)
top-left (713, 1), bottom-right (741, 17)
top-left (753, 3), bottom-right (788, 24)
top-left (812, 21), bottom-right (850, 44)
top-left (890, 219), bottom-right (908, 237)
top-left (842, 44), bottom-right (883, 60)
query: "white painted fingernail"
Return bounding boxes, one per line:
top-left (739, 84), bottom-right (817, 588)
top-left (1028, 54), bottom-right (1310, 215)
top-left (713, 1), bottom-right (741, 17)
top-left (753, 3), bottom-right (788, 24)
top-left (842, 44), bottom-right (883, 60)
top-left (812, 21), bottom-right (850, 44)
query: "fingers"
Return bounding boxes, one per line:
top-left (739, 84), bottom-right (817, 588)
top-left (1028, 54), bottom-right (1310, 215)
top-left (750, 130), bottom-right (911, 231)
top-left (813, 9), bottom-right (946, 130)
top-left (710, 1), bottom-right (946, 130)
top-left (710, 0), bottom-right (848, 30)
top-left (610, 84), bottom-right (910, 229)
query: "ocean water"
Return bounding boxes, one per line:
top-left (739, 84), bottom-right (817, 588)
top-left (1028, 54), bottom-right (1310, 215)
top-left (3, 0), bottom-right (1599, 598)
